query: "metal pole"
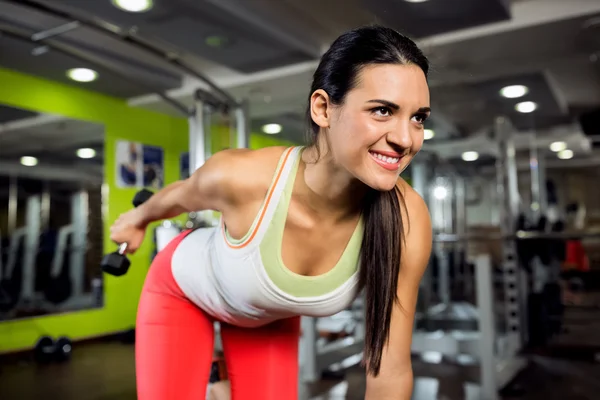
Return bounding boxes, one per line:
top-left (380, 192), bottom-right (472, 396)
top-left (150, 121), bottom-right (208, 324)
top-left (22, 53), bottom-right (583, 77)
top-left (529, 135), bottom-right (541, 219)
top-left (437, 246), bottom-right (450, 306)
top-left (454, 175), bottom-right (466, 295)
top-left (7, 176), bottom-right (17, 234)
top-left (411, 161), bottom-right (428, 199)
top-left (189, 101), bottom-right (207, 174)
top-left (412, 161), bottom-right (432, 314)
top-left (235, 99), bottom-right (250, 149)
top-left (40, 181), bottom-right (51, 231)
top-left (476, 253), bottom-right (498, 400)
top-left (203, 104), bottom-right (213, 163)
top-left (31, 21), bottom-right (80, 41)
top-left (494, 117), bottom-right (524, 343)
top-left (537, 153), bottom-right (548, 216)
top-left (299, 316), bottom-right (318, 383)
top-left (22, 196), bottom-right (41, 305)
top-left (70, 190), bottom-right (88, 300)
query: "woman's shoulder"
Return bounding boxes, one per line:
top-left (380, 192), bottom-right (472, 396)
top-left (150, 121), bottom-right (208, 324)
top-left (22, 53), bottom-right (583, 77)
top-left (208, 145), bottom-right (293, 202)
top-left (396, 177), bottom-right (432, 267)
top-left (212, 146), bottom-right (291, 176)
top-left (395, 177), bottom-right (431, 233)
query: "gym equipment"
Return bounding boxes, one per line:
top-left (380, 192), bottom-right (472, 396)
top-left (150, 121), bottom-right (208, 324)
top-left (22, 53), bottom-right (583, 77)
top-left (299, 297), bottom-right (364, 383)
top-left (34, 335), bottom-right (56, 363)
top-left (101, 189), bottom-right (154, 277)
top-left (53, 336), bottom-right (72, 362)
top-left (1, 196), bottom-right (41, 312)
top-left (133, 189), bottom-right (154, 208)
top-left (412, 118), bottom-right (528, 400)
top-left (154, 220), bottom-right (182, 253)
top-left (42, 191), bottom-right (88, 306)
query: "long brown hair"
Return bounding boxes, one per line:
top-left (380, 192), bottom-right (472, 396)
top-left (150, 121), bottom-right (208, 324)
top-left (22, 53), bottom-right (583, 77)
top-left (305, 25), bottom-right (429, 376)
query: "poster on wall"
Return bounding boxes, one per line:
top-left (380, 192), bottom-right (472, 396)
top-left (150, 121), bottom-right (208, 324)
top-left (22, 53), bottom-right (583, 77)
top-left (115, 140), bottom-right (164, 189)
top-left (180, 152), bottom-right (190, 180)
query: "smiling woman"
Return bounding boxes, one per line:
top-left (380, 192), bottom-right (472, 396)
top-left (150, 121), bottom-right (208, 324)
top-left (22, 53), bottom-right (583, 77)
top-left (109, 25), bottom-right (432, 400)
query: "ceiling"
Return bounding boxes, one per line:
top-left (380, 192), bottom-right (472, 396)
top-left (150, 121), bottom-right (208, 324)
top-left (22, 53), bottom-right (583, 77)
top-left (0, 0), bottom-right (599, 169)
top-left (0, 104), bottom-right (104, 183)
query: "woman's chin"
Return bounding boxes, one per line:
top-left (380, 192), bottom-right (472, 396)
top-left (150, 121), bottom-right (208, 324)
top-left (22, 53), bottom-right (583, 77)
top-left (363, 176), bottom-right (399, 192)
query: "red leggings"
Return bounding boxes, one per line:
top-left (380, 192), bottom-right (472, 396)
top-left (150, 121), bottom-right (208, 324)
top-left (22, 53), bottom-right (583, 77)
top-left (135, 230), bottom-right (300, 400)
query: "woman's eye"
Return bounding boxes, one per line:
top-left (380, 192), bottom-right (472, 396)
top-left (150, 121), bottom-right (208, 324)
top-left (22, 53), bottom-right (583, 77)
top-left (412, 113), bottom-right (428, 124)
top-left (374, 107), bottom-right (391, 117)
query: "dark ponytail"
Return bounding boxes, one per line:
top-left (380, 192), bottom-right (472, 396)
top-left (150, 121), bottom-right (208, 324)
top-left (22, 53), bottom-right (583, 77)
top-left (305, 25), bottom-right (429, 376)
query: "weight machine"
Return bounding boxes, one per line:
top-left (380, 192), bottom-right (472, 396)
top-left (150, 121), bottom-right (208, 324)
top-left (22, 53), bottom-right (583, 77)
top-left (299, 296), bottom-right (366, 384)
top-left (411, 117), bottom-right (528, 400)
top-left (0, 186), bottom-right (96, 316)
top-left (42, 191), bottom-right (90, 309)
top-left (1, 195), bottom-right (42, 314)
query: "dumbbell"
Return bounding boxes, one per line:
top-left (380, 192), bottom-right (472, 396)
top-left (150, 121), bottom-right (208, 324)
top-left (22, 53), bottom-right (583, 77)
top-left (101, 189), bottom-right (154, 277)
top-left (54, 336), bottom-right (73, 362)
top-left (34, 336), bottom-right (56, 363)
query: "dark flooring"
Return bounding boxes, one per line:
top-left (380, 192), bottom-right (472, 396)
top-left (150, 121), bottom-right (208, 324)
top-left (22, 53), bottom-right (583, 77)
top-left (1, 298), bottom-right (600, 399)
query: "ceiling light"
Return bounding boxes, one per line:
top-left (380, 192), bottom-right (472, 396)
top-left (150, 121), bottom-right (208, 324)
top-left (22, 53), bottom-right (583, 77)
top-left (433, 186), bottom-right (447, 200)
top-left (20, 156), bottom-right (38, 167)
top-left (424, 129), bottom-right (435, 140)
top-left (515, 101), bottom-right (537, 113)
top-left (557, 149), bottom-right (573, 160)
top-left (67, 68), bottom-right (98, 83)
top-left (461, 151), bottom-right (479, 162)
top-left (112, 0), bottom-right (153, 12)
top-left (500, 85), bottom-right (529, 99)
top-left (262, 123), bottom-right (282, 135)
top-left (549, 141), bottom-right (567, 152)
top-left (76, 148), bottom-right (96, 159)
top-left (405, 0), bottom-right (429, 3)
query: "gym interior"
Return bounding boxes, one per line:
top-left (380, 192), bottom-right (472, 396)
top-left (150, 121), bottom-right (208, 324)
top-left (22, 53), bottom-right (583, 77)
top-left (1, 0), bottom-right (600, 399)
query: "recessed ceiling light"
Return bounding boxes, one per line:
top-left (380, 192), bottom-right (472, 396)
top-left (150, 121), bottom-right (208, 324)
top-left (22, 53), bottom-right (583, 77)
top-left (549, 141), bottom-right (567, 152)
top-left (461, 151), bottom-right (479, 162)
top-left (76, 148), bottom-right (96, 159)
top-left (112, 0), bottom-right (153, 13)
top-left (21, 156), bottom-right (38, 166)
top-left (262, 123), bottom-right (282, 135)
top-left (424, 129), bottom-right (435, 140)
top-left (500, 85), bottom-right (529, 99)
top-left (515, 101), bottom-right (537, 113)
top-left (67, 68), bottom-right (98, 83)
top-left (557, 149), bottom-right (573, 160)
top-left (405, 0), bottom-right (429, 3)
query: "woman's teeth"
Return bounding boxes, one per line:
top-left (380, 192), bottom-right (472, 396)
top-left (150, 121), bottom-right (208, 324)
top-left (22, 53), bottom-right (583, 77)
top-left (370, 152), bottom-right (399, 164)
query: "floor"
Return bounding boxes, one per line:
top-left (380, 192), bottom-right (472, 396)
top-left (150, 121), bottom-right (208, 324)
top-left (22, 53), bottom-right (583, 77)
top-left (1, 342), bottom-right (598, 400)
top-left (1, 299), bottom-right (599, 399)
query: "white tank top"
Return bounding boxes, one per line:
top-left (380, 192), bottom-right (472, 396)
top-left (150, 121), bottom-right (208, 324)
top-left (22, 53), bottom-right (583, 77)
top-left (171, 146), bottom-right (364, 327)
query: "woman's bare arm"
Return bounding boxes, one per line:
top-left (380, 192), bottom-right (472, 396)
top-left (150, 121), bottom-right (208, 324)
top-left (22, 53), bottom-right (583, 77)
top-left (365, 180), bottom-right (432, 400)
top-left (134, 149), bottom-right (250, 227)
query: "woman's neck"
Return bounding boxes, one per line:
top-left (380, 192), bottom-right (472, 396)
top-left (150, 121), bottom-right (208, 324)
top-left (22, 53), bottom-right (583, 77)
top-left (299, 146), bottom-right (367, 220)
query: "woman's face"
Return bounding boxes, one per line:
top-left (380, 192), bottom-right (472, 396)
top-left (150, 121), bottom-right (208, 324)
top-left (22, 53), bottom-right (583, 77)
top-left (313, 63), bottom-right (430, 191)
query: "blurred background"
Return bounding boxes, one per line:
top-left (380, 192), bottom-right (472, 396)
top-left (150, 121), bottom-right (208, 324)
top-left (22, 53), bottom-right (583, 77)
top-left (0, 0), bottom-right (599, 399)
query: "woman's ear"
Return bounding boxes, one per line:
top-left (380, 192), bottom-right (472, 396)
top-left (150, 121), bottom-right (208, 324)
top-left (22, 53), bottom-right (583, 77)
top-left (310, 89), bottom-right (331, 129)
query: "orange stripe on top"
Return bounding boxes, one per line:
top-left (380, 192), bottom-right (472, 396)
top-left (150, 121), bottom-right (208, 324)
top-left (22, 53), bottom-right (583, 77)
top-left (223, 147), bottom-right (295, 249)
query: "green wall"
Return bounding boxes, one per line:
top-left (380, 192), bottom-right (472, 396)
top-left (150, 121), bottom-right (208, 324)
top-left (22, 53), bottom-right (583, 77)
top-left (0, 67), bottom-right (295, 353)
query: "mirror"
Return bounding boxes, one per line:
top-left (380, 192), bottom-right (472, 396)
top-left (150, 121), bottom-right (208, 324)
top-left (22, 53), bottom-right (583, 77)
top-left (0, 104), bottom-right (104, 321)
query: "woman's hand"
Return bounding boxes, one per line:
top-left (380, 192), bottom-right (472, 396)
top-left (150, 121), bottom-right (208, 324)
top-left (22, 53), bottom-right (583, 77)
top-left (109, 208), bottom-right (147, 254)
